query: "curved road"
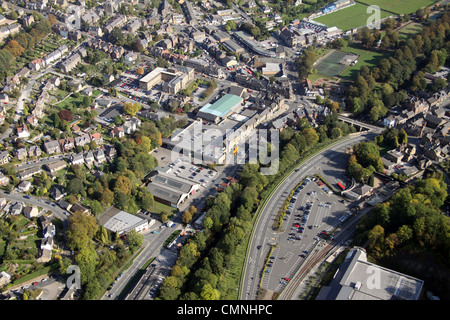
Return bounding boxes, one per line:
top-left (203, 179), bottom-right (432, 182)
top-left (240, 131), bottom-right (378, 300)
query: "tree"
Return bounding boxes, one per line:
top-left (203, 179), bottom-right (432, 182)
top-left (100, 188), bottom-right (114, 207)
top-left (398, 129), bottom-right (408, 145)
top-left (114, 190), bottom-right (130, 211)
top-left (136, 66), bottom-right (144, 75)
top-left (182, 211), bottom-right (193, 225)
top-left (89, 200), bottom-right (103, 216)
top-left (302, 128), bottom-right (319, 146)
top-left (5, 40), bottom-right (25, 57)
top-left (200, 283), bottom-right (220, 300)
top-left (126, 230), bottom-right (143, 252)
top-left (114, 175), bottom-right (132, 195)
top-left (367, 224), bottom-right (385, 255)
top-left (123, 102), bottom-right (141, 116)
top-left (67, 177), bottom-right (84, 195)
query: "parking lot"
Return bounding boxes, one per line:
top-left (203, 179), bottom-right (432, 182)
top-left (169, 158), bottom-right (218, 188)
top-left (115, 61), bottom-right (161, 106)
top-left (261, 176), bottom-right (352, 293)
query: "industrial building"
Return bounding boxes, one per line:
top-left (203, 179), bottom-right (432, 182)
top-left (146, 170), bottom-right (200, 208)
top-left (316, 247), bottom-right (424, 300)
top-left (197, 93), bottom-right (244, 123)
top-left (98, 206), bottom-right (151, 235)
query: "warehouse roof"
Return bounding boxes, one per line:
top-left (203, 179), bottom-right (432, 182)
top-left (316, 247), bottom-right (424, 300)
top-left (198, 94), bottom-right (243, 118)
top-left (99, 207), bottom-right (148, 234)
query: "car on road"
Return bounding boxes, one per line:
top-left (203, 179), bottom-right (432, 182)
top-left (23, 195), bottom-right (30, 199)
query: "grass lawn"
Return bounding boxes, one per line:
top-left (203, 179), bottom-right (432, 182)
top-left (398, 22), bottom-right (424, 40)
top-left (308, 72), bottom-right (337, 83)
top-left (314, 2), bottom-right (391, 31)
top-left (148, 201), bottom-right (178, 217)
top-left (338, 45), bottom-right (388, 80)
top-left (357, 0), bottom-right (436, 15)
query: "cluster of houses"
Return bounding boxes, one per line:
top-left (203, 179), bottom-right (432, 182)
top-left (383, 89), bottom-right (450, 163)
top-left (271, 100), bottom-right (330, 131)
top-left (0, 22), bottom-right (21, 42)
top-left (58, 47), bottom-right (87, 73)
top-left (69, 148), bottom-right (108, 168)
top-left (85, 38), bottom-right (125, 60)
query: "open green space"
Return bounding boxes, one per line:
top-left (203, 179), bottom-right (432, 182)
top-left (148, 201), bottom-right (178, 217)
top-left (338, 45), bottom-right (388, 80)
top-left (356, 0), bottom-right (436, 15)
top-left (398, 22), bottom-right (424, 39)
top-left (314, 2), bottom-right (391, 31)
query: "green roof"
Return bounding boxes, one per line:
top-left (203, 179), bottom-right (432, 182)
top-left (198, 94), bottom-right (243, 118)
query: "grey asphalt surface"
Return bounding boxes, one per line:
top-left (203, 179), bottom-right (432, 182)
top-left (241, 131), bottom-right (378, 299)
top-left (0, 190), bottom-right (68, 224)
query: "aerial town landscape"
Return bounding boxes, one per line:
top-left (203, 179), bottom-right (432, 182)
top-left (0, 0), bottom-right (448, 307)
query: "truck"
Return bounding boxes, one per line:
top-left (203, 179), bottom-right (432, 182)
top-left (166, 221), bottom-right (174, 228)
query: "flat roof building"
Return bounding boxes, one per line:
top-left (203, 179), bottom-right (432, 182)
top-left (316, 247), bottom-right (424, 300)
top-left (99, 206), bottom-right (149, 235)
top-left (139, 66), bottom-right (194, 93)
top-left (146, 171), bottom-right (199, 208)
top-left (197, 94), bottom-right (243, 123)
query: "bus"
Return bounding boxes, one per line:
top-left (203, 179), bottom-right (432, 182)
top-left (337, 182), bottom-right (346, 191)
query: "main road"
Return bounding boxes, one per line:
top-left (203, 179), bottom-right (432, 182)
top-left (240, 130), bottom-right (378, 300)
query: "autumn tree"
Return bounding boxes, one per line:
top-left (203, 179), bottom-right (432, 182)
top-left (123, 102), bottom-right (141, 116)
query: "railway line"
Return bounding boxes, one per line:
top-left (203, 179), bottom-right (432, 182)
top-left (278, 242), bottom-right (335, 300)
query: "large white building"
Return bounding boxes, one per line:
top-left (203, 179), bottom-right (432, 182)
top-left (99, 207), bottom-right (150, 235)
top-left (316, 247), bottom-right (424, 300)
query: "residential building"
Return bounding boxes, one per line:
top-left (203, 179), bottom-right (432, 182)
top-left (70, 153), bottom-right (85, 165)
top-left (93, 149), bottom-right (106, 163)
top-left (110, 126), bottom-right (124, 138)
top-left (0, 151), bottom-right (9, 165)
top-left (23, 206), bottom-right (39, 219)
top-left (28, 145), bottom-right (42, 158)
top-left (49, 185), bottom-right (66, 201)
top-left (45, 160), bottom-right (67, 173)
top-left (18, 167), bottom-right (42, 180)
top-left (16, 124), bottom-right (30, 138)
top-left (14, 148), bottom-right (27, 161)
top-left (44, 140), bottom-right (61, 155)
top-left (16, 180), bottom-right (32, 193)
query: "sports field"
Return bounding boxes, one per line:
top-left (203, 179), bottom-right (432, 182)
top-left (313, 2), bottom-right (392, 31)
top-left (311, 45), bottom-right (388, 82)
top-left (314, 51), bottom-right (351, 77)
top-left (357, 0), bottom-right (436, 15)
top-left (338, 45), bottom-right (388, 80)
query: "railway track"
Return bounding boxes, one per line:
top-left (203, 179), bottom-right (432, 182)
top-left (279, 243), bottom-right (334, 300)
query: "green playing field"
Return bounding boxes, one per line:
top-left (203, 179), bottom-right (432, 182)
top-left (356, 0), bottom-right (436, 15)
top-left (313, 2), bottom-right (391, 31)
top-left (314, 51), bottom-right (352, 77)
